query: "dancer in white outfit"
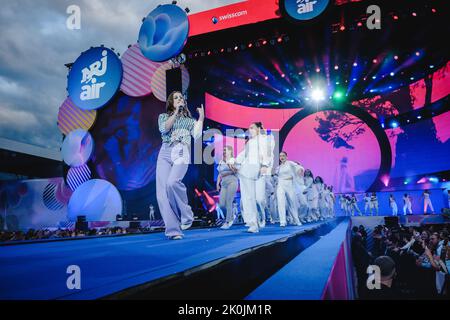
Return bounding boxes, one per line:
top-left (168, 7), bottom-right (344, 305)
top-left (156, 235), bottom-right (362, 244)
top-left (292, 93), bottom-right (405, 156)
top-left (295, 165), bottom-right (309, 223)
top-left (254, 128), bottom-right (275, 228)
top-left (308, 176), bottom-right (323, 221)
top-left (363, 193), bottom-right (371, 215)
top-left (235, 122), bottom-right (273, 233)
top-left (316, 177), bottom-right (327, 220)
top-left (275, 151), bottom-right (302, 227)
top-left (344, 195), bottom-right (352, 216)
top-left (422, 189), bottom-right (435, 214)
top-left (370, 192), bottom-right (379, 216)
top-left (339, 195), bottom-right (346, 215)
top-left (216, 146), bottom-right (238, 229)
top-left (389, 194), bottom-right (398, 216)
top-left (349, 194), bottom-right (362, 216)
top-left (328, 186), bottom-right (336, 217)
top-left (303, 169), bottom-right (316, 222)
top-left (322, 184), bottom-right (331, 219)
top-left (403, 193), bottom-right (412, 215)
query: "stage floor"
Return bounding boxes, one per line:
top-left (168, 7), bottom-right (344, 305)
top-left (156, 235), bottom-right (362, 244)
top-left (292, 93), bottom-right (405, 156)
top-left (0, 221), bottom-right (328, 300)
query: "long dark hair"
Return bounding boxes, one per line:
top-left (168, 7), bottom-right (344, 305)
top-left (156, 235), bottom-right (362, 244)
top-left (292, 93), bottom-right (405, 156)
top-left (252, 121), bottom-right (266, 134)
top-left (166, 91), bottom-right (192, 118)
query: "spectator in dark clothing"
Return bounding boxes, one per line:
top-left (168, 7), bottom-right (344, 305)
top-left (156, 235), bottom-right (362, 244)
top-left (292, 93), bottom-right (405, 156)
top-left (366, 256), bottom-right (400, 300)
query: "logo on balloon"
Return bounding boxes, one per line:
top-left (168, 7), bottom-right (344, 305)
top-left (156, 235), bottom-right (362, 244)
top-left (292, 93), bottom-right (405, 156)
top-left (281, 0), bottom-right (330, 21)
top-left (67, 47), bottom-right (122, 110)
top-left (138, 4), bottom-right (189, 62)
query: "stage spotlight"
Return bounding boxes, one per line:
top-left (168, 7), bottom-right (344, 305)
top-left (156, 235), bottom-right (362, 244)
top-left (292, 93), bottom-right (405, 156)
top-left (381, 123), bottom-right (385, 128)
top-left (334, 65), bottom-right (339, 70)
top-left (353, 62), bottom-right (358, 67)
top-left (315, 68), bottom-right (321, 73)
top-left (372, 75), bottom-right (377, 79)
top-left (412, 12), bottom-right (417, 17)
top-left (357, 21), bottom-right (363, 27)
top-left (277, 37), bottom-right (283, 43)
top-left (417, 115), bottom-right (422, 119)
top-left (333, 90), bottom-right (345, 100)
top-left (234, 46), bottom-right (238, 50)
top-left (429, 65), bottom-right (434, 69)
top-left (264, 76), bottom-right (269, 80)
top-left (262, 40), bottom-right (267, 45)
top-left (394, 55), bottom-right (399, 60)
top-left (372, 58), bottom-right (378, 64)
top-left (247, 78), bottom-right (252, 83)
top-left (431, 8), bottom-right (436, 13)
top-left (410, 77), bottom-right (415, 80)
top-left (393, 15), bottom-right (399, 20)
top-left (281, 73), bottom-right (285, 78)
top-left (390, 121), bottom-right (399, 128)
top-left (339, 25), bottom-right (345, 31)
top-left (390, 72), bottom-right (395, 76)
top-left (311, 88), bottom-right (325, 101)
top-left (415, 51), bottom-right (420, 56)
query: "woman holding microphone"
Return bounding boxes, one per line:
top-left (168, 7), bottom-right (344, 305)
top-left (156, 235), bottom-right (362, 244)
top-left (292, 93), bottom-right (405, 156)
top-left (156, 91), bottom-right (204, 240)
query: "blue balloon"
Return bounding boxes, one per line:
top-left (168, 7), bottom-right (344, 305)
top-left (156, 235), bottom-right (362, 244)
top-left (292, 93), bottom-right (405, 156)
top-left (67, 47), bottom-right (122, 110)
top-left (68, 179), bottom-right (122, 221)
top-left (282, 0), bottom-right (329, 21)
top-left (138, 4), bottom-right (189, 62)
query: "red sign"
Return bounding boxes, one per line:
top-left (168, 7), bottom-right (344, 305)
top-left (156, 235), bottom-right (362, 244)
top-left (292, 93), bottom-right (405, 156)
top-left (187, 0), bottom-right (281, 37)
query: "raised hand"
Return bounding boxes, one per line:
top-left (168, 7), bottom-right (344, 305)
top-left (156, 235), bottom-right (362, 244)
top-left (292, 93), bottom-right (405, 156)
top-left (196, 104), bottom-right (205, 121)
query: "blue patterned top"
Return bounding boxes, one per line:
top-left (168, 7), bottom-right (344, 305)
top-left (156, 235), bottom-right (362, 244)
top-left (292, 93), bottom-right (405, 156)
top-left (158, 113), bottom-right (200, 145)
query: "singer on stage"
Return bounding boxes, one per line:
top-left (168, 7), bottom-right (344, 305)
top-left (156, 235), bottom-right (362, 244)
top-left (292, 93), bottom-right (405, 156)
top-left (156, 91), bottom-right (204, 240)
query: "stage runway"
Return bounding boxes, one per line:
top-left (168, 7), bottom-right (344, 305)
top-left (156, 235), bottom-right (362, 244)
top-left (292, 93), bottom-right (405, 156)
top-left (0, 221), bottom-right (330, 300)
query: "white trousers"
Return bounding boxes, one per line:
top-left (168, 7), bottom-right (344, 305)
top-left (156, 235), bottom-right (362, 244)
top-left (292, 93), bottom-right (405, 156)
top-left (403, 203), bottom-right (412, 215)
top-left (391, 203), bottom-right (398, 216)
top-left (239, 176), bottom-right (258, 228)
top-left (424, 198), bottom-right (434, 213)
top-left (277, 179), bottom-right (300, 225)
top-left (255, 175), bottom-right (268, 224)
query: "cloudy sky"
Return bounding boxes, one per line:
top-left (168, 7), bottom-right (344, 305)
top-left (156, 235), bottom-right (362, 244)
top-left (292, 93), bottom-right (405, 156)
top-left (0, 0), bottom-right (242, 151)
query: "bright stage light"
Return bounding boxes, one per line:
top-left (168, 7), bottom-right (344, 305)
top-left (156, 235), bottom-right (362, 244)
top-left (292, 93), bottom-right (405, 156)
top-left (311, 88), bottom-right (325, 101)
top-left (390, 121), bottom-right (399, 128)
top-left (333, 90), bottom-right (345, 100)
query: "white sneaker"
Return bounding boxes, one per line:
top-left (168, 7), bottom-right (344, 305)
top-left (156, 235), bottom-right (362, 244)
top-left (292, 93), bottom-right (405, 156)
top-left (220, 223), bottom-right (230, 229)
top-left (169, 235), bottom-right (183, 240)
top-left (259, 221), bottom-right (266, 228)
top-left (296, 222), bottom-right (302, 226)
top-left (181, 222), bottom-right (192, 230)
top-left (280, 223), bottom-right (286, 227)
top-left (247, 226), bottom-right (259, 233)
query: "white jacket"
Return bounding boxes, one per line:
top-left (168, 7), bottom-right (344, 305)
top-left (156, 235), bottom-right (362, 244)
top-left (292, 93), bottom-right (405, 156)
top-left (236, 134), bottom-right (274, 180)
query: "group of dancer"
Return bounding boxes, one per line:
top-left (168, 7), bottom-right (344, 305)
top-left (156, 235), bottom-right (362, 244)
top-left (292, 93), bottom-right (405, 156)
top-left (155, 91), bottom-right (334, 240)
top-left (216, 132), bottom-right (336, 233)
top-left (339, 190), bottom-right (435, 217)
